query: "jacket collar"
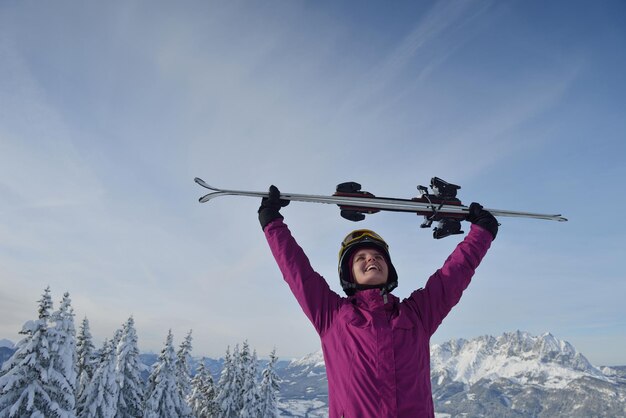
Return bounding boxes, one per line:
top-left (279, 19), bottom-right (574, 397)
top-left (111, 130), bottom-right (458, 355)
top-left (352, 288), bottom-right (398, 310)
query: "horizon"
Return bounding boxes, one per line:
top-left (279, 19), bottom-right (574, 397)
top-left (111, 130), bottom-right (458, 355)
top-left (0, 305), bottom-right (623, 367)
top-left (1, 0), bottom-right (625, 366)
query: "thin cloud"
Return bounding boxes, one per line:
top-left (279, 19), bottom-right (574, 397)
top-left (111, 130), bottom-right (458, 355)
top-left (338, 0), bottom-right (494, 115)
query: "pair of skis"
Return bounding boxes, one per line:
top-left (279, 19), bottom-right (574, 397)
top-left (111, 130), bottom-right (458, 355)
top-left (195, 177), bottom-right (567, 239)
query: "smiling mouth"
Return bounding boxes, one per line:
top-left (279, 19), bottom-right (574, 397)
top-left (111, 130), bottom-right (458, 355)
top-left (365, 265), bottom-right (379, 272)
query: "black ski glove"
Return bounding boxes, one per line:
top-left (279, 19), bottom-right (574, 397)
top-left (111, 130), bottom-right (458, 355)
top-left (466, 202), bottom-right (498, 239)
top-left (258, 185), bottom-right (290, 230)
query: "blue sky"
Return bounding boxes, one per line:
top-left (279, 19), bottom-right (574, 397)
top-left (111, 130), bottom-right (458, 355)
top-left (1, 0), bottom-right (625, 365)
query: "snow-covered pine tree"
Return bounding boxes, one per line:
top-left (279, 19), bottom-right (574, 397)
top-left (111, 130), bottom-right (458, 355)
top-left (239, 349), bottom-right (260, 418)
top-left (76, 316), bottom-right (97, 409)
top-left (48, 291), bottom-right (78, 417)
top-left (202, 366), bottom-right (220, 418)
top-left (114, 317), bottom-right (144, 418)
top-left (188, 360), bottom-right (219, 418)
top-left (175, 330), bottom-right (193, 402)
top-left (232, 343), bottom-right (247, 413)
top-left (257, 349), bottom-right (280, 418)
top-left (110, 329), bottom-right (123, 360)
top-left (77, 338), bottom-right (119, 418)
top-left (188, 360), bottom-right (206, 418)
top-left (214, 346), bottom-right (239, 418)
top-left (144, 331), bottom-right (192, 418)
top-left (38, 286), bottom-right (54, 319)
top-left (0, 287), bottom-right (55, 417)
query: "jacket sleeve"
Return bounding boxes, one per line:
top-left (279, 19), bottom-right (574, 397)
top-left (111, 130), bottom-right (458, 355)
top-left (264, 218), bottom-right (343, 337)
top-left (404, 224), bottom-right (493, 337)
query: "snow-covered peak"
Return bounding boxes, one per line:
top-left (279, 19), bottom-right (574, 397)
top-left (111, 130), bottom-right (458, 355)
top-left (431, 331), bottom-right (607, 389)
top-left (280, 331), bottom-right (617, 396)
top-left (288, 350), bottom-right (325, 369)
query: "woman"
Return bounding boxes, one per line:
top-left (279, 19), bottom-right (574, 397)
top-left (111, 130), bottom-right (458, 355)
top-left (259, 185), bottom-right (497, 418)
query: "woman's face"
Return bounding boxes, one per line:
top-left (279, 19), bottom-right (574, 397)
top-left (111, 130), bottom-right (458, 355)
top-left (351, 248), bottom-right (389, 286)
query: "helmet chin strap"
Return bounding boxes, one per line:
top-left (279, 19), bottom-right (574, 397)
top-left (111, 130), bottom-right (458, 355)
top-left (345, 281), bottom-right (397, 297)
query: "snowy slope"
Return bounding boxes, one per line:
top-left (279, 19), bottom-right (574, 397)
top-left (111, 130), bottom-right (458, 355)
top-left (430, 331), bottom-right (625, 417)
top-left (286, 350), bottom-right (325, 369)
top-left (277, 350), bottom-right (328, 417)
top-left (431, 331), bottom-right (607, 389)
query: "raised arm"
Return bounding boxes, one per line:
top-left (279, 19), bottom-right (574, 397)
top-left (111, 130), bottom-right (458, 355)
top-left (260, 186), bottom-right (342, 336)
top-left (405, 203), bottom-right (498, 336)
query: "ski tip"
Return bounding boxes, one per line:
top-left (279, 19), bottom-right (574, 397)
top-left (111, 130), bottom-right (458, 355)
top-left (194, 178), bottom-right (219, 191)
top-left (198, 193), bottom-right (212, 203)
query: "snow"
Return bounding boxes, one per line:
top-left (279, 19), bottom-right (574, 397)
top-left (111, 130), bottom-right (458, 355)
top-left (600, 366), bottom-right (619, 377)
top-left (431, 331), bottom-right (611, 389)
top-left (3, 286), bottom-right (623, 418)
top-left (20, 321), bottom-right (38, 335)
top-left (278, 399), bottom-right (327, 418)
top-left (287, 350), bottom-right (325, 369)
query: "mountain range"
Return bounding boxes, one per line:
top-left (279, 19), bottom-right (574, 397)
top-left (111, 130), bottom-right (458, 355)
top-left (275, 331), bottom-right (626, 418)
top-left (2, 331), bottom-right (625, 417)
top-left (0, 339), bottom-right (14, 349)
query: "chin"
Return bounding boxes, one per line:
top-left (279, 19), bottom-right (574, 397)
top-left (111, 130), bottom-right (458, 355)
top-left (363, 279), bottom-right (386, 286)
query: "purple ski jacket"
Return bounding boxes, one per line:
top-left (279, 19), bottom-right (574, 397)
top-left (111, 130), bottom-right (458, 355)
top-left (264, 219), bottom-right (493, 418)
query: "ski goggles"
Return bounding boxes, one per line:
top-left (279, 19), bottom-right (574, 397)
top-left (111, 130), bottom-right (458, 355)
top-left (340, 229), bottom-right (388, 252)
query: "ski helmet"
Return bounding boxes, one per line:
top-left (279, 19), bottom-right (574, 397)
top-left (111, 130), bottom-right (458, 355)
top-left (338, 229), bottom-right (398, 296)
